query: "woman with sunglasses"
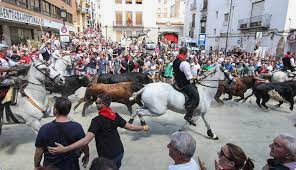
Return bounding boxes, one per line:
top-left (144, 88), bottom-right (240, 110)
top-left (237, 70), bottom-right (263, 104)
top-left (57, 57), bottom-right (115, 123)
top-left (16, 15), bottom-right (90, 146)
top-left (215, 143), bottom-right (255, 170)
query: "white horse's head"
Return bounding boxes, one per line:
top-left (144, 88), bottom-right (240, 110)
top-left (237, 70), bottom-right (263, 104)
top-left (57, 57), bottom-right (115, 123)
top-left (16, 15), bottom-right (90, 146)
top-left (31, 59), bottom-right (65, 86)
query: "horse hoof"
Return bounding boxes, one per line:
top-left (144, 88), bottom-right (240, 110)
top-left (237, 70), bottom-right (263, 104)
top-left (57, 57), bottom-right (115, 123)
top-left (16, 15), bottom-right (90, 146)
top-left (289, 107), bottom-right (293, 111)
top-left (140, 121), bottom-right (146, 126)
top-left (207, 129), bottom-right (219, 140)
top-left (128, 119), bottom-right (134, 124)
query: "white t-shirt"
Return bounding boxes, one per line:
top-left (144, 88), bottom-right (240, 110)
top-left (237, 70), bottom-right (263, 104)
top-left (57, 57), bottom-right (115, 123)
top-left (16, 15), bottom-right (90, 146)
top-left (168, 158), bottom-right (200, 170)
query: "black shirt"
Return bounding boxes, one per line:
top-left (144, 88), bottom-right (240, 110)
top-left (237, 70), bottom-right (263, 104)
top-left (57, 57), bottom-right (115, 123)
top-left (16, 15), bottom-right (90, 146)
top-left (88, 113), bottom-right (127, 159)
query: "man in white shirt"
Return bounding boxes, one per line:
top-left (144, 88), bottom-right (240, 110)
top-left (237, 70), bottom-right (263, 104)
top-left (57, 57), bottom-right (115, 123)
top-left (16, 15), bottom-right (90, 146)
top-left (167, 131), bottom-right (200, 170)
top-left (173, 47), bottom-right (199, 126)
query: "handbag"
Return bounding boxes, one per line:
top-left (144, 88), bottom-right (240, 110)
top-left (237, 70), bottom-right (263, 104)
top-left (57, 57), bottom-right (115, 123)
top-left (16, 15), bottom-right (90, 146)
top-left (52, 121), bottom-right (82, 158)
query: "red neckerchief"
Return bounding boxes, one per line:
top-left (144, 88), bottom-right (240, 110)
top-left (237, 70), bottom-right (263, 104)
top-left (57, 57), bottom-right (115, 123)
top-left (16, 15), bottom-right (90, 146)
top-left (178, 54), bottom-right (186, 60)
top-left (99, 106), bottom-right (116, 120)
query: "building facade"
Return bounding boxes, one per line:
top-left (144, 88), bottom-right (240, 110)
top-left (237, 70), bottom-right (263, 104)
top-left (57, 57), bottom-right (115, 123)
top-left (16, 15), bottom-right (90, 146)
top-left (184, 0), bottom-right (296, 55)
top-left (75, 0), bottom-right (100, 32)
top-left (0, 0), bottom-right (76, 45)
top-left (156, 0), bottom-right (185, 44)
top-left (99, 0), bottom-right (157, 42)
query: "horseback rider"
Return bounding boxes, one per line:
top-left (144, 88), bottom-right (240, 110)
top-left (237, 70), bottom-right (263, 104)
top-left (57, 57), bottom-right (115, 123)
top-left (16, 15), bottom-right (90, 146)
top-left (173, 47), bottom-right (199, 126)
top-left (282, 51), bottom-right (296, 73)
top-left (0, 44), bottom-right (28, 105)
top-left (40, 34), bottom-right (53, 63)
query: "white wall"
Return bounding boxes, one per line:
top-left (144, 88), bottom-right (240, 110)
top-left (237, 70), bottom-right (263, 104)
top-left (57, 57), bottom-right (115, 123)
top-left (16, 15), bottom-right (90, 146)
top-left (200, 0), bottom-right (292, 54)
top-left (99, 0), bottom-right (157, 41)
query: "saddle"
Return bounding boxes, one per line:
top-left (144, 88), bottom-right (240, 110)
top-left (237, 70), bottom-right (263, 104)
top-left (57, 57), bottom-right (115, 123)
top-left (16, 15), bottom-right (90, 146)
top-left (1, 80), bottom-right (28, 105)
top-left (172, 83), bottom-right (190, 104)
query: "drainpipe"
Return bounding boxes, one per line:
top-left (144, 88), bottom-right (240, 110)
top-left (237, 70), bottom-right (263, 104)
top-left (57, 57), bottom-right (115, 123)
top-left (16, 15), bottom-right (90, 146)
top-left (225, 0), bottom-right (233, 53)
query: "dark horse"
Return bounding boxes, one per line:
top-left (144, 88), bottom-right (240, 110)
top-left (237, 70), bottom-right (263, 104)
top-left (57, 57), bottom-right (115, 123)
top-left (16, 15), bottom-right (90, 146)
top-left (45, 75), bottom-right (90, 98)
top-left (97, 72), bottom-right (153, 84)
top-left (215, 76), bottom-right (256, 104)
top-left (253, 80), bottom-right (296, 111)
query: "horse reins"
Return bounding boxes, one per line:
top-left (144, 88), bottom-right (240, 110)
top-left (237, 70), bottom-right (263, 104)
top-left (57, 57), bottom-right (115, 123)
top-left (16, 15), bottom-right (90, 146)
top-left (19, 90), bottom-right (49, 114)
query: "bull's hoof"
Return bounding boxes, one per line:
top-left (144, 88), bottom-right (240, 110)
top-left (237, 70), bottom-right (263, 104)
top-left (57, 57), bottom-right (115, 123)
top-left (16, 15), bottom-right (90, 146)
top-left (140, 121), bottom-right (146, 126)
top-left (128, 119), bottom-right (134, 124)
top-left (207, 129), bottom-right (219, 140)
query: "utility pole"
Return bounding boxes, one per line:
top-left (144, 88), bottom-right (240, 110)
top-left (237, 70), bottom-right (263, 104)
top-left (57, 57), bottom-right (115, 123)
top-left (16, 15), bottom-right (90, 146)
top-left (225, 0), bottom-right (233, 54)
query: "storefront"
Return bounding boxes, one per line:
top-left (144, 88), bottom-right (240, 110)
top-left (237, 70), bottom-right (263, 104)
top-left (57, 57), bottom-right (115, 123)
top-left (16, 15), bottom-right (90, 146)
top-left (0, 6), bottom-right (75, 45)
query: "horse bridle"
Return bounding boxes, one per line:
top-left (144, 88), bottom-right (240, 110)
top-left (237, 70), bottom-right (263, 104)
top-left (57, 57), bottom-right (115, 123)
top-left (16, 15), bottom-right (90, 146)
top-left (33, 61), bottom-right (62, 85)
top-left (193, 67), bottom-right (227, 88)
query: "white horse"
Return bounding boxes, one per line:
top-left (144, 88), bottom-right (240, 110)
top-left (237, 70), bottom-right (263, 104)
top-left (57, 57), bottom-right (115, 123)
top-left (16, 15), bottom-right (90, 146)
top-left (52, 55), bottom-right (74, 77)
top-left (128, 66), bottom-right (227, 140)
top-left (0, 58), bottom-right (65, 134)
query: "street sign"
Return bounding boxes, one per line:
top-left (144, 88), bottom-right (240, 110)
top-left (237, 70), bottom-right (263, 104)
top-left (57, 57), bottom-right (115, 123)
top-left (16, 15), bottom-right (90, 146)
top-left (60, 35), bottom-right (70, 43)
top-left (198, 33), bottom-right (206, 46)
top-left (256, 32), bottom-right (262, 38)
top-left (59, 26), bottom-right (69, 36)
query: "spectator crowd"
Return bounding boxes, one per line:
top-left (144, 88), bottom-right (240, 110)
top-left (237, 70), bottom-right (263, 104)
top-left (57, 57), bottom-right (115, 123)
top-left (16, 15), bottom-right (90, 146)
top-left (0, 28), bottom-right (295, 170)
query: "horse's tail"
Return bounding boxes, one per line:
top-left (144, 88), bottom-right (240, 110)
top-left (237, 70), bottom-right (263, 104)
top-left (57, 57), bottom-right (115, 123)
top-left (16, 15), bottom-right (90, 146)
top-left (129, 86), bottom-right (145, 101)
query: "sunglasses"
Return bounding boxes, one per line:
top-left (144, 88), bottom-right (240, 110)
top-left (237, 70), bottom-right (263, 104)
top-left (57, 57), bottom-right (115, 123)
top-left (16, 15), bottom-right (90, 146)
top-left (219, 148), bottom-right (233, 161)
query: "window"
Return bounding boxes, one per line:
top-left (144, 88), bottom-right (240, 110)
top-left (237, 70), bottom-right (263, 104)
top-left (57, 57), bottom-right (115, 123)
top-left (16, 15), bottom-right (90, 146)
top-left (191, 13), bottom-right (196, 27)
top-left (170, 5), bottom-right (175, 17)
top-left (136, 0), bottom-right (142, 4)
top-left (17, 0), bottom-right (28, 8)
top-left (224, 13), bottom-right (229, 25)
top-left (115, 12), bottom-right (123, 26)
top-left (135, 12), bottom-right (142, 26)
top-left (66, 13), bottom-right (73, 23)
top-left (115, 0), bottom-right (122, 4)
top-left (30, 0), bottom-right (40, 12)
top-left (126, 11), bottom-right (133, 26)
top-left (42, 0), bottom-right (51, 16)
top-left (126, 0), bottom-right (132, 4)
top-left (51, 5), bottom-right (60, 18)
top-left (3, 0), bottom-right (17, 5)
top-left (251, 0), bottom-right (264, 17)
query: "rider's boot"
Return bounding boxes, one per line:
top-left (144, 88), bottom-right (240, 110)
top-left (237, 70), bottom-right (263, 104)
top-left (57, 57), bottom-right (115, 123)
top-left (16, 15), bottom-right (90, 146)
top-left (184, 104), bottom-right (196, 126)
top-left (11, 87), bottom-right (17, 105)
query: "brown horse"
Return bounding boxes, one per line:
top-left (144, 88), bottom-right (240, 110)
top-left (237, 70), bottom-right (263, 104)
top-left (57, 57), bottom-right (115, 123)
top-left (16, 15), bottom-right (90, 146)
top-left (214, 76), bottom-right (256, 104)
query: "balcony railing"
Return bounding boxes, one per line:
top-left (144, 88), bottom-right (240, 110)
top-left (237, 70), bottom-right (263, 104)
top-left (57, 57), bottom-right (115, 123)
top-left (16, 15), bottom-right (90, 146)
top-left (113, 21), bottom-right (143, 27)
top-left (238, 14), bottom-right (272, 30)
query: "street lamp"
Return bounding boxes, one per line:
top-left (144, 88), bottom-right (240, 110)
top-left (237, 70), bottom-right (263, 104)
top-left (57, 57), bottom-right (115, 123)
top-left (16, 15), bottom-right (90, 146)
top-left (105, 25), bottom-right (108, 38)
top-left (60, 7), bottom-right (67, 26)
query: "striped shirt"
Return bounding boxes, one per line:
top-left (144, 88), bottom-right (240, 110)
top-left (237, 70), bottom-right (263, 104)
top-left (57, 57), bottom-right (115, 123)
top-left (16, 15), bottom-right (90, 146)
top-left (284, 161), bottom-right (296, 170)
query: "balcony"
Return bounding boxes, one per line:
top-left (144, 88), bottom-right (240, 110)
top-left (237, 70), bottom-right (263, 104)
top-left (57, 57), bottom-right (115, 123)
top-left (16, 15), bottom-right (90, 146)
top-left (113, 21), bottom-right (143, 28)
top-left (238, 14), bottom-right (272, 30)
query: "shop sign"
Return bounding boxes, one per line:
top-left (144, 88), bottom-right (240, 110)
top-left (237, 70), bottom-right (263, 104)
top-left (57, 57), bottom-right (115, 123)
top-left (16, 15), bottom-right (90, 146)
top-left (0, 7), bottom-right (44, 25)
